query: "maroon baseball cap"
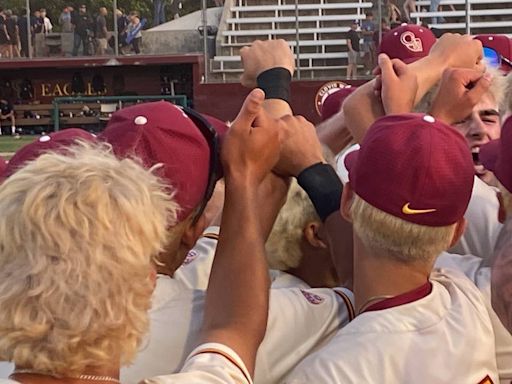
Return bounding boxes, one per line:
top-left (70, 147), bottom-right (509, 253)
top-left (3, 128), bottom-right (97, 179)
top-left (379, 24), bottom-right (436, 64)
top-left (345, 113), bottom-right (474, 226)
top-left (321, 87), bottom-right (356, 121)
top-left (475, 34), bottom-right (512, 72)
top-left (100, 101), bottom-right (227, 221)
top-left (480, 116), bottom-right (512, 193)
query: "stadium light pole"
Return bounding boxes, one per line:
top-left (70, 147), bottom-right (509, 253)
top-left (26, 0), bottom-right (32, 59)
top-left (113, 0), bottom-right (119, 56)
top-left (202, 0), bottom-right (209, 83)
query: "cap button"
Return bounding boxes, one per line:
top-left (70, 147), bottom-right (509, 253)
top-left (134, 116), bottom-right (148, 125)
top-left (39, 135), bottom-right (51, 142)
top-left (423, 115), bottom-right (436, 123)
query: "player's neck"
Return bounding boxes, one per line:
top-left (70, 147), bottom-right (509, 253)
top-left (352, 235), bottom-right (432, 314)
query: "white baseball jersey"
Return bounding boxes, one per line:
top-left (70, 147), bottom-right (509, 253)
top-left (285, 269), bottom-right (499, 384)
top-left (122, 275), bottom-right (354, 384)
top-left (0, 364), bottom-right (12, 379)
top-left (435, 252), bottom-right (512, 384)
top-left (173, 226), bottom-right (219, 290)
top-left (143, 343), bottom-right (252, 384)
top-left (174, 227), bottom-right (310, 290)
top-left (449, 176), bottom-right (502, 259)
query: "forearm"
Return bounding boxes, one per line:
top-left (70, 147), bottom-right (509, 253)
top-left (343, 56), bottom-right (447, 143)
top-left (201, 179), bottom-right (269, 375)
top-left (316, 110), bottom-right (353, 154)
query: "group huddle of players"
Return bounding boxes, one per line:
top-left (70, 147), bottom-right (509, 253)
top-left (0, 23), bottom-right (511, 384)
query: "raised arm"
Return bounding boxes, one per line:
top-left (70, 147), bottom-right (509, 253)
top-left (199, 89), bottom-right (282, 375)
top-left (343, 34), bottom-right (484, 142)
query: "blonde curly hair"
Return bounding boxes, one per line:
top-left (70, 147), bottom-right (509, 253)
top-left (265, 179), bottom-right (320, 270)
top-left (0, 142), bottom-right (179, 376)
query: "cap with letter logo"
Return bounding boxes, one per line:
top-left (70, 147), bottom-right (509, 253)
top-left (480, 116), bottom-right (512, 193)
top-left (344, 114), bottom-right (474, 226)
top-left (378, 24), bottom-right (437, 64)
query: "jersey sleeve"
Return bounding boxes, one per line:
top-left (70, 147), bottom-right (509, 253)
top-left (253, 287), bottom-right (354, 383)
top-left (173, 226), bottom-right (219, 290)
top-left (141, 343), bottom-right (252, 384)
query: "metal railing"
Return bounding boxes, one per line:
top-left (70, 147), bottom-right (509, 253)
top-left (52, 95), bottom-right (187, 131)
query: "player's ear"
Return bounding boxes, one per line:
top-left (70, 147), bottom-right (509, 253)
top-left (449, 218), bottom-right (467, 247)
top-left (497, 191), bottom-right (507, 224)
top-left (340, 183), bottom-right (354, 223)
top-left (304, 221), bottom-right (328, 249)
top-left (181, 213), bottom-right (207, 249)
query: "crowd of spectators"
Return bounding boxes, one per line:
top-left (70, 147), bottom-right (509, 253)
top-left (0, 5), bottom-right (146, 58)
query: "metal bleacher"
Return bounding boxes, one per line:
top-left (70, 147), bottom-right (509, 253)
top-left (210, 0), bottom-right (512, 81)
top-left (411, 0), bottom-right (512, 34)
top-left (211, 0), bottom-right (373, 81)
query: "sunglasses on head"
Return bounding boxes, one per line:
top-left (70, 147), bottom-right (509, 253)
top-left (483, 46), bottom-right (512, 69)
top-left (180, 106), bottom-right (220, 223)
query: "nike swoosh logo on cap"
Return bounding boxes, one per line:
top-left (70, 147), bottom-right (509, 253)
top-left (402, 203), bottom-right (437, 215)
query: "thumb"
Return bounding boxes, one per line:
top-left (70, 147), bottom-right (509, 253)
top-left (391, 58), bottom-right (409, 77)
top-left (466, 72), bottom-right (492, 105)
top-left (232, 88), bottom-right (266, 130)
top-left (378, 53), bottom-right (396, 82)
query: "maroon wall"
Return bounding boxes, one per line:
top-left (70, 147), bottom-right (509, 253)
top-left (194, 80), bottom-right (367, 124)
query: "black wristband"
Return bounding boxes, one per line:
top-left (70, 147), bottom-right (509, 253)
top-left (297, 163), bottom-right (343, 222)
top-left (256, 67), bottom-right (292, 103)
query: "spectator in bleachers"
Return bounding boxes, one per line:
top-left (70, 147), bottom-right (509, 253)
top-left (403, 0), bottom-right (416, 22)
top-left (40, 9), bottom-right (53, 34)
top-left (59, 6), bottom-right (74, 33)
top-left (17, 9), bottom-right (30, 58)
top-left (0, 9), bottom-right (10, 59)
top-left (0, 99), bottom-right (16, 136)
top-left (152, 0), bottom-right (166, 27)
top-left (387, 0), bottom-right (402, 23)
top-left (72, 5), bottom-right (92, 56)
top-left (361, 12), bottom-right (376, 75)
top-left (346, 20), bottom-right (360, 79)
top-left (214, 0), bottom-right (225, 6)
top-left (126, 12), bottom-right (144, 54)
top-left (95, 7), bottom-right (108, 55)
top-left (5, 10), bottom-right (20, 58)
top-left (430, 0), bottom-right (444, 24)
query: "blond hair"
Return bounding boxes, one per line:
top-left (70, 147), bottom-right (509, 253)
top-left (504, 72), bottom-right (512, 115)
top-left (415, 67), bottom-right (507, 115)
top-left (0, 143), bottom-right (179, 376)
top-left (265, 147), bottom-right (334, 270)
top-left (265, 179), bottom-right (320, 270)
top-left (351, 194), bottom-right (456, 264)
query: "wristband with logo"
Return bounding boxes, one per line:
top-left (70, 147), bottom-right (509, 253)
top-left (256, 67), bottom-right (292, 103)
top-left (297, 163), bottom-right (343, 222)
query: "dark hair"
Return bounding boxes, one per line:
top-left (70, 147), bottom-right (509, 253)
top-left (366, 11), bottom-right (373, 17)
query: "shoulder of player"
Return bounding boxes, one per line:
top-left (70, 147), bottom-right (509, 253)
top-left (152, 274), bottom-right (205, 310)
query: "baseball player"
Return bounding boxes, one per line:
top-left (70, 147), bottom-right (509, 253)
top-left (285, 112), bottom-right (498, 383)
top-left (284, 47), bottom-right (499, 382)
top-left (95, 98), bottom-right (354, 384)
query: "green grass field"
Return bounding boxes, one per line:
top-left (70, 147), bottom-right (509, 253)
top-left (0, 136), bottom-right (37, 158)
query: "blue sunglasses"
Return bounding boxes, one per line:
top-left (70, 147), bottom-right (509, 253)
top-left (483, 46), bottom-right (512, 69)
